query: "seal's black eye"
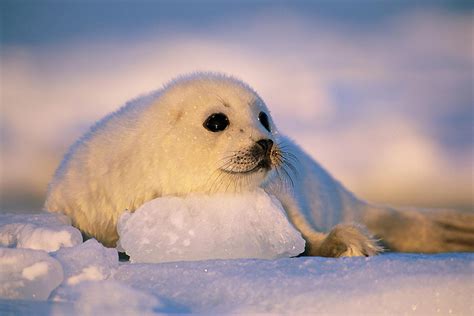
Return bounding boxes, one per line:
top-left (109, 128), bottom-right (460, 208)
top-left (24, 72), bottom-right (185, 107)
top-left (203, 113), bottom-right (229, 132)
top-left (258, 112), bottom-right (271, 132)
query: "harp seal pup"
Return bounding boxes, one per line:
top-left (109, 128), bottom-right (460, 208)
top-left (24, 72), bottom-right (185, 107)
top-left (45, 73), bottom-right (474, 256)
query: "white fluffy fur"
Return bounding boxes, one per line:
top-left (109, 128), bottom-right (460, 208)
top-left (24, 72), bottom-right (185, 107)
top-left (45, 73), bottom-right (474, 255)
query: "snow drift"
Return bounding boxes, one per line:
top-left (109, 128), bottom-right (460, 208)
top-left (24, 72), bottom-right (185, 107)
top-left (0, 210), bottom-right (473, 314)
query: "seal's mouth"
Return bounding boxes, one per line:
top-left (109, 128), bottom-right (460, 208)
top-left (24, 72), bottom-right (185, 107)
top-left (214, 139), bottom-right (297, 192)
top-left (219, 140), bottom-right (274, 175)
top-left (220, 158), bottom-right (272, 175)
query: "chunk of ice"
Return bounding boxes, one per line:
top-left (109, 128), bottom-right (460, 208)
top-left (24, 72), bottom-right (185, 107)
top-left (117, 189), bottom-right (305, 263)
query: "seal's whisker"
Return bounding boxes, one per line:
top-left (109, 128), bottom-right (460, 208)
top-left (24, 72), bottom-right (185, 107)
top-left (272, 151), bottom-right (296, 190)
top-left (280, 164), bottom-right (295, 189)
top-left (217, 156), bottom-right (238, 169)
top-left (277, 144), bottom-right (292, 152)
top-left (274, 167), bottom-right (286, 192)
top-left (224, 171), bottom-right (235, 193)
top-left (282, 158), bottom-right (299, 178)
top-left (239, 174), bottom-right (246, 193)
top-left (240, 173), bottom-right (247, 193)
top-left (246, 173), bottom-right (252, 192)
top-left (216, 159), bottom-right (235, 171)
top-left (208, 172), bottom-right (223, 193)
top-left (216, 167), bottom-right (235, 192)
top-left (279, 150), bottom-right (298, 164)
top-left (205, 171), bottom-right (219, 194)
top-left (206, 162), bottom-right (233, 193)
top-left (277, 142), bottom-right (298, 159)
top-left (219, 150), bottom-right (243, 160)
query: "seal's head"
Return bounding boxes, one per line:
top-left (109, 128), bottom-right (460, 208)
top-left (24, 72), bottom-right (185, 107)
top-left (144, 73), bottom-right (294, 195)
top-left (45, 72), bottom-right (298, 246)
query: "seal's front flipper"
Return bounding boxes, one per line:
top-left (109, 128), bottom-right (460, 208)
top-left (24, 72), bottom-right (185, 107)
top-left (304, 223), bottom-right (383, 258)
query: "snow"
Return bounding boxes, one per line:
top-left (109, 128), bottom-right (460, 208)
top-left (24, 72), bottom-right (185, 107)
top-left (0, 212), bottom-right (82, 252)
top-left (21, 262), bottom-right (50, 281)
top-left (0, 248), bottom-right (63, 300)
top-left (0, 212), bottom-right (71, 227)
top-left (52, 239), bottom-right (118, 287)
top-left (113, 254), bottom-right (474, 314)
top-left (117, 190), bottom-right (306, 263)
top-left (0, 211), bottom-right (473, 315)
top-left (58, 281), bottom-right (162, 316)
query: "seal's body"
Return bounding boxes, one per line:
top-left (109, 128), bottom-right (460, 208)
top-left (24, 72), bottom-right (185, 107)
top-left (45, 73), bottom-right (474, 255)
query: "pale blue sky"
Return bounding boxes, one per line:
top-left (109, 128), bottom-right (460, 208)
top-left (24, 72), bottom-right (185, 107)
top-left (1, 1), bottom-right (470, 45)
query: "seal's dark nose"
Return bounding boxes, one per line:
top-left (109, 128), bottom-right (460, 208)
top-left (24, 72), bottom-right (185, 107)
top-left (257, 139), bottom-right (273, 155)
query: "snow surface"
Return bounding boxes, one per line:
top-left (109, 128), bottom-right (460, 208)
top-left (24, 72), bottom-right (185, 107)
top-left (117, 190), bottom-right (306, 263)
top-left (0, 211), bottom-right (473, 315)
top-left (0, 248), bottom-right (63, 300)
top-left (0, 212), bottom-right (82, 252)
top-left (52, 239), bottom-right (118, 287)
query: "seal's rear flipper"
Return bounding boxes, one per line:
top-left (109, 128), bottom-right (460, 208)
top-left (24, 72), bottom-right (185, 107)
top-left (363, 206), bottom-right (474, 253)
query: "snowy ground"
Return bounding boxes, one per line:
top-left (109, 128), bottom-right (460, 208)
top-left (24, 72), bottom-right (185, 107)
top-left (1, 211), bottom-right (473, 315)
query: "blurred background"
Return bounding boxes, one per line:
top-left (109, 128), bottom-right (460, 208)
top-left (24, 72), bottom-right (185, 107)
top-left (0, 0), bottom-right (472, 212)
